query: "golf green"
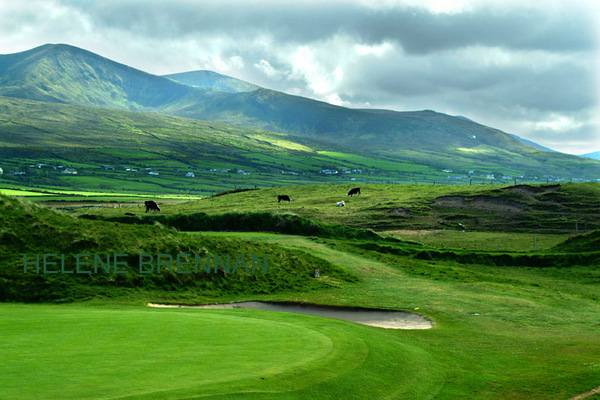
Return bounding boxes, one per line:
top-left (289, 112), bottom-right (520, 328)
top-left (0, 304), bottom-right (440, 399)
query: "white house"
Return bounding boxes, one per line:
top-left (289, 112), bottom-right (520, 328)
top-left (185, 172), bottom-right (195, 177)
top-left (149, 171), bottom-right (159, 176)
top-left (62, 168), bottom-right (77, 175)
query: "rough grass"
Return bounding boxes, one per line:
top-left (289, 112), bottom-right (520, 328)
top-left (81, 182), bottom-right (600, 233)
top-left (0, 194), bottom-right (357, 302)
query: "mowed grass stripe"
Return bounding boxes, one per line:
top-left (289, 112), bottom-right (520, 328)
top-left (0, 304), bottom-right (352, 399)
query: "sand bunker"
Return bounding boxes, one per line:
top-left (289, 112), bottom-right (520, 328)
top-left (148, 301), bottom-right (432, 330)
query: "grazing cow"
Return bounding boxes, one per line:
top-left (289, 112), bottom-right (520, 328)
top-left (336, 201), bottom-right (345, 207)
top-left (347, 187), bottom-right (361, 197)
top-left (144, 200), bottom-right (161, 213)
top-left (278, 195), bottom-right (291, 203)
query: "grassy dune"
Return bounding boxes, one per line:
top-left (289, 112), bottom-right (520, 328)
top-left (0, 194), bottom-right (357, 302)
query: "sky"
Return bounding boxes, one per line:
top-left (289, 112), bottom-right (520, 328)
top-left (0, 0), bottom-right (599, 155)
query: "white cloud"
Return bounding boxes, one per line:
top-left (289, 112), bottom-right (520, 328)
top-left (534, 115), bottom-right (584, 132)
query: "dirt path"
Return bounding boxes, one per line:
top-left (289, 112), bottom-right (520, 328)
top-left (569, 385), bottom-right (600, 400)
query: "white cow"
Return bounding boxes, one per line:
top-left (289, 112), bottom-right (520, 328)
top-left (336, 201), bottom-right (345, 207)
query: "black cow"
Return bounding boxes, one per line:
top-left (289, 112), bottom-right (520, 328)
top-left (278, 195), bottom-right (291, 203)
top-left (347, 187), bottom-right (361, 197)
top-left (144, 200), bottom-right (161, 213)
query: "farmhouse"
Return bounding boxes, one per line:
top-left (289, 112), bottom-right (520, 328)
top-left (186, 172), bottom-right (195, 177)
top-left (62, 168), bottom-right (77, 175)
top-left (149, 171), bottom-right (159, 176)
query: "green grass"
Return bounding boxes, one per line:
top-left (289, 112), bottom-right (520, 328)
top-left (81, 182), bottom-right (600, 234)
top-left (381, 230), bottom-right (572, 252)
top-left (2, 191), bottom-right (600, 399)
top-left (0, 194), bottom-right (358, 302)
top-left (195, 232), bottom-right (600, 399)
top-left (0, 303), bottom-right (443, 399)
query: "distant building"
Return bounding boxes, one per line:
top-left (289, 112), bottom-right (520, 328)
top-left (149, 171), bottom-right (159, 176)
top-left (320, 169), bottom-right (338, 175)
top-left (185, 172), bottom-right (195, 177)
top-left (101, 165), bottom-right (114, 170)
top-left (13, 171), bottom-right (25, 175)
top-left (62, 168), bottom-right (77, 175)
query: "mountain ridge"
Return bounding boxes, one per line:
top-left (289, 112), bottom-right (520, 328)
top-left (1, 43), bottom-right (599, 179)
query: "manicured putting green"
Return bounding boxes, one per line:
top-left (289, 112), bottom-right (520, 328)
top-left (0, 304), bottom-right (395, 399)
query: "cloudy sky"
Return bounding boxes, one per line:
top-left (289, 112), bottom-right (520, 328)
top-left (1, 0), bottom-right (599, 154)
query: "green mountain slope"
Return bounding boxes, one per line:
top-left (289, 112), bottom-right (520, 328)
top-left (166, 88), bottom-right (600, 178)
top-left (164, 70), bottom-right (260, 93)
top-left (0, 43), bottom-right (194, 110)
top-left (1, 43), bottom-right (599, 180)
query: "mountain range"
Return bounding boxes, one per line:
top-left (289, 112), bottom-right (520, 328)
top-left (1, 43), bottom-right (599, 180)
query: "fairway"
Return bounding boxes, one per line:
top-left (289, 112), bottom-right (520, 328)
top-left (0, 303), bottom-right (442, 399)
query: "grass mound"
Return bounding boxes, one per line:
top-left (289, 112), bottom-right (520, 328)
top-left (551, 229), bottom-right (600, 252)
top-left (81, 211), bottom-right (386, 241)
top-left (0, 194), bottom-right (357, 302)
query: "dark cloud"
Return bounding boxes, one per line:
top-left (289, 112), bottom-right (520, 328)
top-left (0, 0), bottom-right (598, 153)
top-left (63, 0), bottom-right (596, 54)
top-left (353, 6), bottom-right (596, 54)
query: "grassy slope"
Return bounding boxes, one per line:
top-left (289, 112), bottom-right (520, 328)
top-left (3, 185), bottom-right (600, 398)
top-left (168, 88), bottom-right (600, 179)
top-left (83, 182), bottom-right (600, 233)
top-left (0, 194), bottom-right (357, 302)
top-left (0, 43), bottom-right (193, 110)
top-left (0, 96), bottom-right (452, 195)
top-left (197, 232), bottom-right (600, 399)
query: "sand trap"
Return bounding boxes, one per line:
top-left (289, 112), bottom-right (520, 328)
top-left (148, 301), bottom-right (432, 330)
